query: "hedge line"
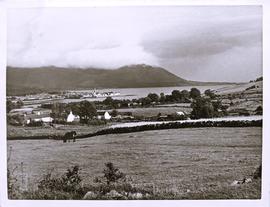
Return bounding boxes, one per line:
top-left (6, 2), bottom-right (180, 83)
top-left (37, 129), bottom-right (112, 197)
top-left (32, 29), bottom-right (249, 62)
top-left (8, 120), bottom-right (262, 141)
top-left (85, 120), bottom-right (262, 138)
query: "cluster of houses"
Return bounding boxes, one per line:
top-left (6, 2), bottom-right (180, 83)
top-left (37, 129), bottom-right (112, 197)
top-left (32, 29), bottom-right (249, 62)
top-left (65, 91), bottom-right (121, 99)
top-left (8, 107), bottom-right (113, 126)
top-left (9, 106), bottom-right (189, 126)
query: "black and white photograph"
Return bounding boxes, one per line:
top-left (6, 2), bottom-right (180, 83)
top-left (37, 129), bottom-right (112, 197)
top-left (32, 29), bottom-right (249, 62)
top-left (1, 1), bottom-right (269, 206)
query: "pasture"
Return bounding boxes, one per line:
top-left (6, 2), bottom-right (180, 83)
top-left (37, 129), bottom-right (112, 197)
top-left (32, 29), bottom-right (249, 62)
top-left (113, 106), bottom-right (192, 117)
top-left (7, 127), bottom-right (262, 199)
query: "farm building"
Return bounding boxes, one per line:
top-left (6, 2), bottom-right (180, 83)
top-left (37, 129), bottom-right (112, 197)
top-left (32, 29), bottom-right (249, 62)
top-left (67, 111), bottom-right (80, 123)
top-left (104, 111), bottom-right (111, 120)
top-left (25, 114), bottom-right (54, 124)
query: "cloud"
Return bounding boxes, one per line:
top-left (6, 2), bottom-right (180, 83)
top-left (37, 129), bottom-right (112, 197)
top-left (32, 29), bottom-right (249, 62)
top-left (142, 15), bottom-right (261, 59)
top-left (7, 6), bottom-right (262, 81)
top-left (141, 13), bottom-right (262, 81)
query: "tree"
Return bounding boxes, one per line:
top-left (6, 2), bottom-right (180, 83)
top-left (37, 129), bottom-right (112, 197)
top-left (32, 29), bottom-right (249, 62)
top-left (6, 100), bottom-right (13, 113)
top-left (78, 101), bottom-right (97, 124)
top-left (189, 88), bottom-right (201, 99)
top-left (171, 90), bottom-right (182, 101)
top-left (190, 97), bottom-right (214, 119)
top-left (6, 100), bottom-right (24, 113)
top-left (180, 90), bottom-right (189, 99)
top-left (140, 97), bottom-right (152, 106)
top-left (103, 162), bottom-right (125, 185)
top-left (51, 102), bottom-right (66, 122)
top-left (165, 95), bottom-right (173, 103)
top-left (16, 100), bottom-right (24, 108)
top-left (65, 103), bottom-right (80, 116)
top-left (147, 93), bottom-right (159, 102)
top-left (204, 89), bottom-right (216, 99)
top-left (159, 93), bottom-right (166, 103)
top-left (111, 109), bottom-right (118, 117)
top-left (103, 97), bottom-right (114, 106)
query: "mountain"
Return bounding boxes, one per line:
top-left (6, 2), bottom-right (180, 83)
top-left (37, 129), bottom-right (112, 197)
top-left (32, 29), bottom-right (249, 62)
top-left (6, 64), bottom-right (230, 96)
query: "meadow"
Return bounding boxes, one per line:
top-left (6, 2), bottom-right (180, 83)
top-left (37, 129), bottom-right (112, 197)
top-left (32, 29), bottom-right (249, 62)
top-left (7, 127), bottom-right (262, 199)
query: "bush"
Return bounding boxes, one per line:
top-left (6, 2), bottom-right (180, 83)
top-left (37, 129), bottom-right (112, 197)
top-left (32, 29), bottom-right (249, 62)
top-left (7, 168), bottom-right (19, 199)
top-left (90, 162), bottom-right (153, 199)
top-left (7, 114), bottom-right (24, 126)
top-left (36, 165), bottom-right (85, 199)
top-left (38, 166), bottom-right (81, 191)
top-left (94, 162), bottom-right (126, 185)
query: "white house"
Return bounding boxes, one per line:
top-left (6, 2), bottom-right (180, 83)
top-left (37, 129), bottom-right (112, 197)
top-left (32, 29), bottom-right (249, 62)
top-left (104, 111), bottom-right (111, 120)
top-left (25, 114), bottom-right (54, 124)
top-left (39, 117), bottom-right (54, 123)
top-left (67, 111), bottom-right (80, 122)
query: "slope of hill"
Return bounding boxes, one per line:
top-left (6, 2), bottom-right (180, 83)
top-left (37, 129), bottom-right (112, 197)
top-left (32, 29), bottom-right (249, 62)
top-left (6, 64), bottom-right (231, 96)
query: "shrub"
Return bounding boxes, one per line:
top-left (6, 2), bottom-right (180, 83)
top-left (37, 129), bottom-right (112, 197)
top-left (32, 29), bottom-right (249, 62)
top-left (94, 162), bottom-right (126, 185)
top-left (7, 114), bottom-right (24, 126)
top-left (7, 168), bottom-right (19, 199)
top-left (90, 162), bottom-right (153, 199)
top-left (38, 165), bottom-right (82, 193)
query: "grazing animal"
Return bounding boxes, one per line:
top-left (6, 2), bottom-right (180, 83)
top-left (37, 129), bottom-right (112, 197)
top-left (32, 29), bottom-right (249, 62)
top-left (63, 131), bottom-right (77, 143)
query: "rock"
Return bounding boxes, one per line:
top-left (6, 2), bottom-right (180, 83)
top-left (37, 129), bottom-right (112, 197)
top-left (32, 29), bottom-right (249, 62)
top-left (129, 192), bottom-right (143, 199)
top-left (144, 193), bottom-right (151, 198)
top-left (245, 178), bottom-right (252, 183)
top-left (83, 191), bottom-right (97, 200)
top-left (105, 190), bottom-right (126, 199)
top-left (231, 177), bottom-right (253, 186)
top-left (231, 180), bottom-right (241, 186)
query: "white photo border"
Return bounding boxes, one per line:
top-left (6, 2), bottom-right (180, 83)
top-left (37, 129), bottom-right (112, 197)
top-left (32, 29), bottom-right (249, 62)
top-left (0, 0), bottom-right (269, 207)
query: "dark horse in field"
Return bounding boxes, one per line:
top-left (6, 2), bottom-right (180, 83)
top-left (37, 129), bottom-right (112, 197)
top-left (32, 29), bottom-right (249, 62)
top-left (63, 131), bottom-right (77, 143)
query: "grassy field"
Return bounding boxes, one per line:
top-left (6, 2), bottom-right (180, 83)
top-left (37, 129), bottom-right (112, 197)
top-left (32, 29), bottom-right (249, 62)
top-left (7, 124), bottom-right (108, 139)
top-left (7, 127), bottom-right (262, 199)
top-left (112, 106), bottom-right (192, 117)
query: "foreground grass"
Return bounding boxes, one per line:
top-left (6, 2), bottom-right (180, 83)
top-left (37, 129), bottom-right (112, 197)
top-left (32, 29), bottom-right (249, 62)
top-left (9, 163), bottom-right (261, 200)
top-left (8, 127), bottom-right (262, 199)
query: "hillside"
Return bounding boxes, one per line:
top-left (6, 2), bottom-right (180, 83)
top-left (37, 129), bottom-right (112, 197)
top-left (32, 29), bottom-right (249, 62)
top-left (7, 64), bottom-right (229, 96)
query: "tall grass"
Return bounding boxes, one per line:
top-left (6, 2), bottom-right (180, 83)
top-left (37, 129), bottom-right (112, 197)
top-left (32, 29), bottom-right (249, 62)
top-left (7, 162), bottom-right (261, 200)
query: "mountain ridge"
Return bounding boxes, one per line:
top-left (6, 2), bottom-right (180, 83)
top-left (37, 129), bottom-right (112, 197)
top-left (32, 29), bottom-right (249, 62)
top-left (7, 64), bottom-right (235, 96)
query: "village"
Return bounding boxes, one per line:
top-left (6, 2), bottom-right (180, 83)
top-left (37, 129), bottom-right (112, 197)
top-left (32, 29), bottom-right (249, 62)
top-left (6, 77), bottom-right (262, 139)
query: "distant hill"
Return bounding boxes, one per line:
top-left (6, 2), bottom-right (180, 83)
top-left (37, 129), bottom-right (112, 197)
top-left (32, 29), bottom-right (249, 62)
top-left (7, 64), bottom-right (232, 96)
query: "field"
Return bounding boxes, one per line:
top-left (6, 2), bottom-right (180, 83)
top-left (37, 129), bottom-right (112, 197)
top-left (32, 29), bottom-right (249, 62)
top-left (7, 127), bottom-right (262, 199)
top-left (113, 105), bottom-right (192, 117)
top-left (7, 124), bottom-right (108, 139)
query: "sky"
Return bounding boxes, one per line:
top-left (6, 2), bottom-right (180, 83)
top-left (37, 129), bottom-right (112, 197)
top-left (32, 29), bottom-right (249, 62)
top-left (7, 6), bottom-right (262, 82)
